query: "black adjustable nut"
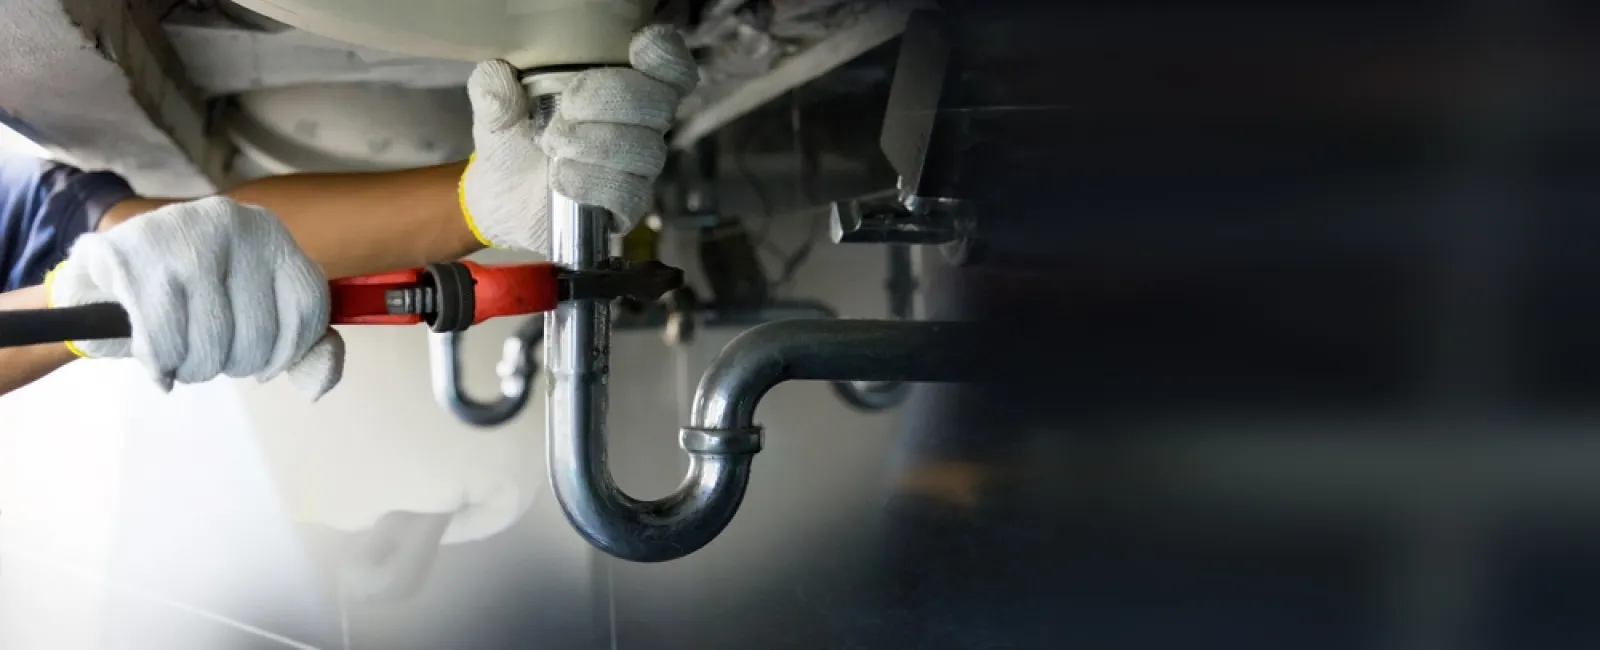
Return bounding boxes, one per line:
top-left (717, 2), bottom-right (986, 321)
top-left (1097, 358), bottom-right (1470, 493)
top-left (423, 262), bottom-right (476, 333)
top-left (384, 262), bottom-right (476, 332)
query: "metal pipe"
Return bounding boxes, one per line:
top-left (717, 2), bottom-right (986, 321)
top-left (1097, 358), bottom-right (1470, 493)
top-left (428, 317), bottom-right (542, 427)
top-left (611, 298), bottom-right (840, 331)
top-left (544, 185), bottom-right (627, 544)
top-left (531, 69), bottom-right (981, 562)
top-left (553, 318), bottom-right (982, 562)
top-left (692, 320), bottom-right (981, 429)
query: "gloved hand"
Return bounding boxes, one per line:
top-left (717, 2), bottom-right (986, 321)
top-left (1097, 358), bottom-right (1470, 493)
top-left (459, 24), bottom-right (700, 254)
top-left (46, 196), bottom-right (345, 399)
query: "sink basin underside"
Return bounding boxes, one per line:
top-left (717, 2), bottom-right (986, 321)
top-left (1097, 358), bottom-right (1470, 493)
top-left (229, 0), bottom-right (654, 68)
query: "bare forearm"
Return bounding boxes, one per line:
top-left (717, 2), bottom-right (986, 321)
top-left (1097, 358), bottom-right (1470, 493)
top-left (0, 285), bottom-right (74, 395)
top-left (104, 161), bottom-right (482, 279)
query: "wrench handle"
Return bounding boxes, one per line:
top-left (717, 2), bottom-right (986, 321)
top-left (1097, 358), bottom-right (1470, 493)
top-left (0, 303), bottom-right (131, 348)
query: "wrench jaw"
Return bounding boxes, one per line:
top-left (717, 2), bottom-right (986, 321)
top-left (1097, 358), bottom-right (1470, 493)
top-left (555, 259), bottom-right (686, 304)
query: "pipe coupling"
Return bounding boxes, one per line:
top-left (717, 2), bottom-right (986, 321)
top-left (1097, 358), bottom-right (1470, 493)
top-left (679, 426), bottom-right (764, 455)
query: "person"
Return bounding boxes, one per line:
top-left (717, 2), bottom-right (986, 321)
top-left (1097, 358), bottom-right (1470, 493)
top-left (0, 25), bottom-right (697, 399)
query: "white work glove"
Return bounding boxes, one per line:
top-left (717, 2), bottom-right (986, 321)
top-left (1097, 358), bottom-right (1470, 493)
top-left (46, 196), bottom-right (345, 399)
top-left (459, 24), bottom-right (699, 254)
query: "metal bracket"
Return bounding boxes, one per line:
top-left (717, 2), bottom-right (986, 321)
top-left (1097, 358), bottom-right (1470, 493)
top-left (827, 10), bottom-right (982, 265)
top-left (880, 9), bottom-right (956, 205)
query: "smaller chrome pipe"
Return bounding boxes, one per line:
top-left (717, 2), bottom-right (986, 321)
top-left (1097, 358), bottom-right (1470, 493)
top-left (428, 317), bottom-right (542, 427)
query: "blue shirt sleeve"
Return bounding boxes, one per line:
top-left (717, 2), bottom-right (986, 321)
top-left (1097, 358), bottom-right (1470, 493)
top-left (0, 154), bottom-right (136, 292)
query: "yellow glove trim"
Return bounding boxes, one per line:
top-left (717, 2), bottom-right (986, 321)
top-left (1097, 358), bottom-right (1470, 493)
top-left (458, 153), bottom-right (496, 248)
top-left (41, 260), bottom-right (90, 359)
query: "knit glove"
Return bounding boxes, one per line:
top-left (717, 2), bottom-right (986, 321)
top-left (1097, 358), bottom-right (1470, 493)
top-left (46, 196), bottom-right (344, 399)
top-left (459, 24), bottom-right (699, 254)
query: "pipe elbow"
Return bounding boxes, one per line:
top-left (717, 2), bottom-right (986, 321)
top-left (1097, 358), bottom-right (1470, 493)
top-left (688, 319), bottom-right (974, 430)
top-left (555, 322), bottom-right (865, 562)
top-left (584, 319), bottom-right (978, 561)
top-left (550, 312), bottom-right (978, 561)
top-left (689, 323), bottom-right (802, 431)
top-left (551, 450), bottom-right (757, 563)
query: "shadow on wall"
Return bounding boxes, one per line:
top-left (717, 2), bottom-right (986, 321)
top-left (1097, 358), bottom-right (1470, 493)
top-left (0, 359), bottom-right (342, 649)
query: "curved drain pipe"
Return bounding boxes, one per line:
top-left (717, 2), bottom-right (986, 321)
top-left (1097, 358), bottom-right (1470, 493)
top-left (550, 312), bottom-right (981, 561)
top-left (429, 317), bottom-right (543, 427)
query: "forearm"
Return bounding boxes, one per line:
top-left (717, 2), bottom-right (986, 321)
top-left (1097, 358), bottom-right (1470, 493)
top-left (104, 161), bottom-right (482, 279)
top-left (0, 161), bottom-right (481, 397)
top-left (0, 286), bottom-right (74, 395)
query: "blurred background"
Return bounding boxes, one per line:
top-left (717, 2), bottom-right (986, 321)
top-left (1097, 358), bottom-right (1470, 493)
top-left (4, 0), bottom-right (1600, 648)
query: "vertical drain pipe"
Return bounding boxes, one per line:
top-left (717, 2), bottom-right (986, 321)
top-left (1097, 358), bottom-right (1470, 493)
top-left (535, 83), bottom-right (761, 562)
top-left (544, 183), bottom-right (617, 521)
top-left (533, 86), bottom-right (636, 558)
top-left (529, 84), bottom-right (610, 468)
top-left (542, 95), bottom-right (610, 459)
